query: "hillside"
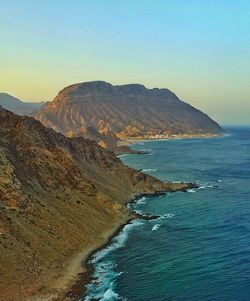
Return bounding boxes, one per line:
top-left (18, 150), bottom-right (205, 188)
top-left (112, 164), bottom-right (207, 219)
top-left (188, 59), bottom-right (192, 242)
top-left (0, 106), bottom-right (193, 300)
top-left (34, 81), bottom-right (223, 151)
top-left (0, 93), bottom-right (44, 115)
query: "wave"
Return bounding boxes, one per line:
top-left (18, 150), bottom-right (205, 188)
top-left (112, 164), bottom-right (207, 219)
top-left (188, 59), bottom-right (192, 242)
top-left (127, 197), bottom-right (148, 212)
top-left (117, 154), bottom-right (127, 158)
top-left (198, 185), bottom-right (207, 190)
top-left (152, 224), bottom-right (160, 231)
top-left (141, 168), bottom-right (157, 173)
top-left (91, 220), bottom-right (144, 264)
top-left (136, 199), bottom-right (147, 205)
top-left (222, 133), bottom-right (233, 138)
top-left (133, 209), bottom-right (143, 214)
top-left (102, 281), bottom-right (120, 301)
top-left (184, 182), bottom-right (221, 192)
top-left (84, 220), bottom-right (144, 301)
top-left (198, 183), bottom-right (219, 190)
top-left (159, 213), bottom-right (175, 219)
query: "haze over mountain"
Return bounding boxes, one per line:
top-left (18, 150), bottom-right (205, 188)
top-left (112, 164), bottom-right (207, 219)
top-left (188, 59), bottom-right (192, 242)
top-left (34, 81), bottom-right (223, 152)
top-left (0, 106), bottom-right (193, 300)
top-left (0, 93), bottom-right (44, 115)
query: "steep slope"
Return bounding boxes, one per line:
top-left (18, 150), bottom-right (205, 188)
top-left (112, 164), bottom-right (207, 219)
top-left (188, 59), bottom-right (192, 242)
top-left (34, 81), bottom-right (223, 144)
top-left (0, 106), bottom-right (193, 300)
top-left (0, 92), bottom-right (44, 115)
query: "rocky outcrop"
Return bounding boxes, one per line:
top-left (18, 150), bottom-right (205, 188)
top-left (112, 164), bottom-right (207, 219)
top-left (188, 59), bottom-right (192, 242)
top-left (34, 81), bottom-right (223, 151)
top-left (0, 93), bottom-right (44, 115)
top-left (0, 106), bottom-right (194, 300)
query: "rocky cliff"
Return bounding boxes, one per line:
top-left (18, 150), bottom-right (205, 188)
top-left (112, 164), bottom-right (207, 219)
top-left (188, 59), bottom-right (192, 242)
top-left (0, 106), bottom-right (193, 300)
top-left (34, 81), bottom-right (223, 151)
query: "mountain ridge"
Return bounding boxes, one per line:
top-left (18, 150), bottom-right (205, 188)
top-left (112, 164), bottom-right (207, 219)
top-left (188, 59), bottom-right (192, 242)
top-left (34, 81), bottom-right (223, 152)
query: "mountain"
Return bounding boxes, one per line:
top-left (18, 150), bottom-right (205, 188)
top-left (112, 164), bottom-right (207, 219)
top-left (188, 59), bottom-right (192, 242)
top-left (34, 81), bottom-right (223, 151)
top-left (0, 106), bottom-right (193, 300)
top-left (0, 93), bottom-right (44, 115)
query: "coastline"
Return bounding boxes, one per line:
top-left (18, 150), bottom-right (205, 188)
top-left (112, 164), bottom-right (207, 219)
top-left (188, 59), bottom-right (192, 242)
top-left (33, 133), bottom-right (200, 301)
top-left (118, 133), bottom-right (222, 147)
top-left (40, 216), bottom-right (132, 301)
top-left (61, 187), bottom-right (197, 301)
top-left (63, 217), bottom-right (134, 301)
top-left (34, 137), bottom-right (200, 301)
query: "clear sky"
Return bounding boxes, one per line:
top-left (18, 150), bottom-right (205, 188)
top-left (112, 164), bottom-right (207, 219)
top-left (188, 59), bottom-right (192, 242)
top-left (1, 0), bottom-right (250, 125)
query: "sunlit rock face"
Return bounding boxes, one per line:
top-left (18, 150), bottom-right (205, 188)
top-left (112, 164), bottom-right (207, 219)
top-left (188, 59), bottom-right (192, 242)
top-left (34, 81), bottom-right (223, 143)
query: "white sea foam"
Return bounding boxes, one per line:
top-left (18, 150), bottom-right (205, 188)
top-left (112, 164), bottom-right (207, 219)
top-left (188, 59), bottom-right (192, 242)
top-left (222, 133), bottom-right (232, 138)
top-left (133, 209), bottom-right (143, 214)
top-left (187, 189), bottom-right (196, 193)
top-left (142, 168), bottom-right (157, 173)
top-left (101, 281), bottom-right (120, 301)
top-left (84, 220), bottom-right (144, 301)
top-left (217, 179), bottom-right (222, 182)
top-left (91, 220), bottom-right (143, 264)
top-left (152, 224), bottom-right (160, 231)
top-left (198, 185), bottom-right (206, 189)
top-left (198, 184), bottom-right (217, 190)
top-left (136, 197), bottom-right (147, 204)
top-left (160, 213), bottom-right (175, 219)
top-left (117, 154), bottom-right (127, 158)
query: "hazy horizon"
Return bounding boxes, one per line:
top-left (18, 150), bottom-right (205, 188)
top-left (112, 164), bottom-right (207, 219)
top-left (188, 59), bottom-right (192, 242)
top-left (1, 1), bottom-right (250, 125)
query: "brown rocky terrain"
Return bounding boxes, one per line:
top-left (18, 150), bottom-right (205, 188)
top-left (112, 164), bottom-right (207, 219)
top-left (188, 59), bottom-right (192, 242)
top-left (34, 81), bottom-right (223, 152)
top-left (0, 106), bottom-right (194, 301)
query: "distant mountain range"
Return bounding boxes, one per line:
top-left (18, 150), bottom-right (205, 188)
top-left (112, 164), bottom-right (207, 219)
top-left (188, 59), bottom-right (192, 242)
top-left (1, 82), bottom-right (223, 153)
top-left (0, 105), bottom-right (192, 300)
top-left (0, 93), bottom-right (44, 115)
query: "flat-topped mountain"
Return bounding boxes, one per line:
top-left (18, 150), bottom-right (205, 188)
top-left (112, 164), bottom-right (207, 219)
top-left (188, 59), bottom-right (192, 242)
top-left (0, 106), bottom-right (192, 300)
top-left (34, 81), bottom-right (223, 147)
top-left (0, 93), bottom-right (44, 115)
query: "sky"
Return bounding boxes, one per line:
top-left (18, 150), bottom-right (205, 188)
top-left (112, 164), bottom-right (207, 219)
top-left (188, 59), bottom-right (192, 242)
top-left (1, 0), bottom-right (250, 125)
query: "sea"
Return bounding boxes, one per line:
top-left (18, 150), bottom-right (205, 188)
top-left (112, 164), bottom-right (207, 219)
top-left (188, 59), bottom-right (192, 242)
top-left (83, 127), bottom-right (250, 301)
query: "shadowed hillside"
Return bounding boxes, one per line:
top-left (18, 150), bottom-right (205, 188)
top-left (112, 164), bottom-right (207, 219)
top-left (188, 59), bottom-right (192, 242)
top-left (0, 93), bottom-right (44, 115)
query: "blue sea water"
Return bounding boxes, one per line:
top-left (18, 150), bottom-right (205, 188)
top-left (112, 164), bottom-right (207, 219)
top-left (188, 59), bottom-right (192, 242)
top-left (83, 127), bottom-right (250, 301)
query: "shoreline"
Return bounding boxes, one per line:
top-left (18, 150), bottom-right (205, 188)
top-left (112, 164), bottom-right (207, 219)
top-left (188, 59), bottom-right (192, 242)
top-left (118, 133), bottom-right (223, 147)
top-left (44, 218), bottom-right (131, 301)
top-left (63, 187), bottom-right (196, 301)
top-left (64, 217), bottom-right (134, 300)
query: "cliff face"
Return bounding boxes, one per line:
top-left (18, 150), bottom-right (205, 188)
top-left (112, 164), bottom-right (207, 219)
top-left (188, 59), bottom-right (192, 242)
top-left (34, 81), bottom-right (223, 145)
top-left (0, 106), bottom-right (191, 300)
top-left (0, 93), bottom-right (44, 115)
